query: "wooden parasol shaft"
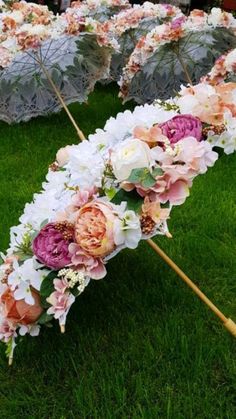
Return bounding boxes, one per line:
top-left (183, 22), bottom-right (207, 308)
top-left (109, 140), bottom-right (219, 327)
top-left (147, 239), bottom-right (236, 337)
top-left (36, 56), bottom-right (86, 141)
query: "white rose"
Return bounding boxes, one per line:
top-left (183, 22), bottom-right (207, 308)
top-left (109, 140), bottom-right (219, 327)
top-left (111, 138), bottom-right (152, 182)
top-left (10, 11), bottom-right (24, 25)
top-left (208, 8), bottom-right (223, 27)
top-left (113, 210), bottom-right (142, 249)
top-left (56, 145), bottom-right (71, 167)
top-left (225, 50), bottom-right (236, 70)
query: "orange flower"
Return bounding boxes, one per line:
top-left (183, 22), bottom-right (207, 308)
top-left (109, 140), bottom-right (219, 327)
top-left (142, 197), bottom-right (170, 224)
top-left (1, 288), bottom-right (43, 326)
top-left (2, 17), bottom-right (17, 32)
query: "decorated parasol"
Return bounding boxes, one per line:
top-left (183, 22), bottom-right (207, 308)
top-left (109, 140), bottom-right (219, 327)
top-left (1, 84), bottom-right (236, 365)
top-left (0, 1), bottom-right (113, 135)
top-left (102, 2), bottom-right (183, 82)
top-left (119, 8), bottom-right (236, 104)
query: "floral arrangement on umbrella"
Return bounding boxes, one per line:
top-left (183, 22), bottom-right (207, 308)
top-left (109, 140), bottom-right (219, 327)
top-left (101, 2), bottom-right (183, 81)
top-left (169, 80), bottom-right (236, 155)
top-left (0, 1), bottom-right (115, 68)
top-left (0, 103), bottom-right (218, 363)
top-left (66, 0), bottom-right (130, 23)
top-left (0, 1), bottom-right (117, 125)
top-left (202, 47), bottom-right (236, 85)
top-left (0, 1), bottom-right (54, 66)
top-left (105, 2), bottom-right (182, 37)
top-left (119, 8), bottom-right (236, 103)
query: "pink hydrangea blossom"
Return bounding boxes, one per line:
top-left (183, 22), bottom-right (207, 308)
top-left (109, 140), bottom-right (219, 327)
top-left (69, 243), bottom-right (106, 280)
top-left (0, 319), bottom-right (16, 343)
top-left (47, 278), bottom-right (75, 326)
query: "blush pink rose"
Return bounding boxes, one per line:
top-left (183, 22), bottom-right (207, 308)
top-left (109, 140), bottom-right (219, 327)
top-left (160, 115), bottom-right (202, 144)
top-left (1, 288), bottom-right (43, 326)
top-left (75, 201), bottom-right (116, 258)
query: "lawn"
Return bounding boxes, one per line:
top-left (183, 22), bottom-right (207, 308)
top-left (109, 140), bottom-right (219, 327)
top-left (0, 85), bottom-right (235, 419)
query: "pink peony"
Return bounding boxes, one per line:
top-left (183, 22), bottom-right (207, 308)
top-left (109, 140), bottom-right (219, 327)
top-left (160, 115), bottom-right (202, 144)
top-left (33, 222), bottom-right (74, 270)
top-left (69, 243), bottom-right (106, 280)
top-left (75, 201), bottom-right (116, 258)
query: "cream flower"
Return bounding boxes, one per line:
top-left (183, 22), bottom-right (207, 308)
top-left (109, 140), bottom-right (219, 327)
top-left (111, 138), bottom-right (153, 182)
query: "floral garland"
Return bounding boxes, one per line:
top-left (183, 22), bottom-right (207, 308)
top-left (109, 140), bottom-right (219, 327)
top-left (71, 0), bottom-right (130, 12)
top-left (152, 80), bottom-right (236, 154)
top-left (67, 0), bottom-right (130, 22)
top-left (0, 1), bottom-right (116, 69)
top-left (103, 2), bottom-right (183, 37)
top-left (119, 8), bottom-right (236, 99)
top-left (0, 102), bottom-right (218, 362)
top-left (202, 47), bottom-right (236, 85)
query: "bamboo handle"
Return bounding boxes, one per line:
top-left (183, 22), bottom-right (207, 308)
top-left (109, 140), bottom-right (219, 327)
top-left (147, 239), bottom-right (236, 337)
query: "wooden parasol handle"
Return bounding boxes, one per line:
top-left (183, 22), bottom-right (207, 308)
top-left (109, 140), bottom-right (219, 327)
top-left (147, 239), bottom-right (236, 337)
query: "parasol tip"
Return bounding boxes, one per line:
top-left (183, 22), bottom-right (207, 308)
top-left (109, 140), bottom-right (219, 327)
top-left (166, 232), bottom-right (173, 239)
top-left (8, 357), bottom-right (13, 366)
top-left (60, 324), bottom-right (65, 334)
top-left (224, 318), bottom-right (236, 337)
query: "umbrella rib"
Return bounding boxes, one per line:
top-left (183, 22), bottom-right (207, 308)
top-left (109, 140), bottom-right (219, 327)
top-left (35, 52), bottom-right (86, 141)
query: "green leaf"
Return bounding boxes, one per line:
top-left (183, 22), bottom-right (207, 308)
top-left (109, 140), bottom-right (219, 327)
top-left (39, 219), bottom-right (49, 230)
top-left (105, 187), bottom-right (117, 201)
top-left (127, 168), bottom-right (146, 184)
top-left (37, 312), bottom-right (53, 325)
top-left (40, 271), bottom-right (58, 308)
top-left (127, 167), bottom-right (156, 188)
top-left (141, 172), bottom-right (156, 188)
top-left (111, 189), bottom-right (143, 213)
top-left (152, 167), bottom-right (163, 177)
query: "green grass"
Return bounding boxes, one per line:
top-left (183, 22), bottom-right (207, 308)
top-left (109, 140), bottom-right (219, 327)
top-left (0, 85), bottom-right (235, 419)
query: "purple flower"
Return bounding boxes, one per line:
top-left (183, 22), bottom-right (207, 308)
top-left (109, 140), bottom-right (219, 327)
top-left (171, 16), bottom-right (186, 29)
top-left (160, 114), bottom-right (202, 144)
top-left (32, 222), bottom-right (74, 270)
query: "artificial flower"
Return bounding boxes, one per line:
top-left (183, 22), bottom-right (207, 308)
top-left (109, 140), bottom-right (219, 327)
top-left (75, 200), bottom-right (116, 257)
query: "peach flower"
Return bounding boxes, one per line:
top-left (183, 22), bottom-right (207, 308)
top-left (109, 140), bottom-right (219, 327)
top-left (133, 125), bottom-right (168, 148)
top-left (215, 82), bottom-right (236, 117)
top-left (178, 84), bottom-right (224, 125)
top-left (1, 288), bottom-right (43, 326)
top-left (56, 145), bottom-right (71, 167)
top-left (75, 201), bottom-right (116, 258)
top-left (142, 197), bottom-right (170, 224)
